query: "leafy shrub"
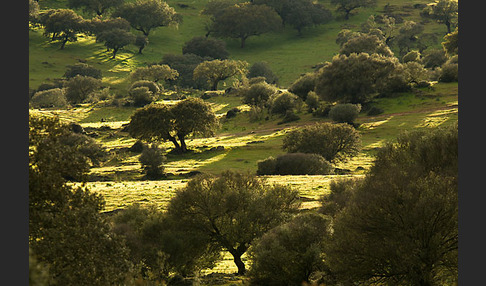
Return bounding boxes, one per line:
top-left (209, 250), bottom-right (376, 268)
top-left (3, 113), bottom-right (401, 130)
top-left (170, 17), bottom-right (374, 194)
top-left (256, 156), bottom-right (277, 175)
top-left (182, 36), bottom-right (229, 59)
top-left (402, 50), bottom-right (421, 63)
top-left (247, 61), bottom-right (278, 85)
top-left (329, 103), bottom-right (361, 124)
top-left (161, 53), bottom-right (211, 89)
top-left (257, 153), bottom-right (332, 175)
top-left (278, 110), bottom-right (300, 125)
top-left (248, 106), bottom-right (266, 122)
top-left (129, 86), bottom-right (156, 107)
top-left (64, 63), bottom-right (102, 79)
top-left (283, 122), bottom-right (361, 162)
top-left (30, 88), bottom-right (68, 108)
top-left (139, 144), bottom-right (165, 179)
top-left (305, 91), bottom-right (320, 113)
top-left (366, 106), bottom-right (384, 116)
top-left (129, 80), bottom-right (160, 95)
top-left (64, 75), bottom-right (102, 104)
top-left (439, 55), bottom-right (458, 82)
top-left (268, 91), bottom-right (301, 115)
top-left (249, 213), bottom-right (331, 286)
top-left (422, 49), bottom-right (447, 69)
top-left (241, 81), bottom-right (277, 106)
top-left (312, 102), bottom-right (332, 117)
top-left (288, 73), bottom-right (316, 100)
top-left (225, 107), bottom-right (239, 119)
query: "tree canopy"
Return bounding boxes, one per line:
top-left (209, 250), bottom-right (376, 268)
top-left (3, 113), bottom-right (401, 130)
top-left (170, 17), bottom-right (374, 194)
top-left (166, 171), bottom-right (300, 275)
top-left (67, 0), bottom-right (124, 16)
top-left (39, 9), bottom-right (87, 49)
top-left (193, 59), bottom-right (248, 91)
top-left (330, 0), bottom-right (377, 20)
top-left (210, 3), bottom-right (282, 48)
top-left (128, 98), bottom-right (219, 153)
top-left (113, 0), bottom-right (181, 36)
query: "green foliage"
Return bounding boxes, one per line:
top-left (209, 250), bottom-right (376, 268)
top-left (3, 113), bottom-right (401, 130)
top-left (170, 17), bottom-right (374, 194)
top-left (130, 64), bottom-right (179, 84)
top-left (182, 36), bottom-right (229, 60)
top-left (113, 0), bottom-right (181, 36)
top-left (442, 27), bottom-right (458, 57)
top-left (30, 88), bottom-right (69, 108)
top-left (166, 171), bottom-right (300, 275)
top-left (403, 61), bottom-right (430, 85)
top-left (282, 122), bottom-right (361, 162)
top-left (193, 59), bottom-right (248, 91)
top-left (64, 75), bottom-right (102, 104)
top-left (249, 213), bottom-right (331, 286)
top-left (305, 91), bottom-right (320, 113)
top-left (422, 48), bottom-right (448, 69)
top-left (326, 124), bottom-right (458, 285)
top-left (241, 81), bottom-right (278, 107)
top-left (29, 115), bottom-right (133, 285)
top-left (161, 53), bottom-right (211, 89)
top-left (438, 55), bottom-right (458, 82)
top-left (421, 0), bottom-right (458, 33)
top-left (210, 3), bottom-right (282, 48)
top-left (68, 0), bottom-right (124, 16)
top-left (257, 153), bottom-right (333, 175)
top-left (96, 28), bottom-right (136, 59)
top-left (129, 98), bottom-right (219, 152)
top-left (288, 72), bottom-right (317, 101)
top-left (402, 50), bottom-right (422, 63)
top-left (139, 144), bottom-right (166, 179)
top-left (111, 204), bottom-right (220, 280)
top-left (129, 80), bottom-right (160, 95)
top-left (314, 53), bottom-right (407, 104)
top-left (64, 63), bottom-right (102, 79)
top-left (339, 33), bottom-right (394, 57)
top-left (328, 103), bottom-right (361, 124)
top-left (330, 0), bottom-right (377, 20)
top-left (268, 91), bottom-right (301, 115)
top-left (39, 9), bottom-right (87, 49)
top-left (248, 61), bottom-right (279, 85)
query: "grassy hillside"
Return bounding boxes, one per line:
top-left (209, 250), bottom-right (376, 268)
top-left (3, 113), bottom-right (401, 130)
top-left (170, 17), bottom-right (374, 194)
top-left (30, 0), bottom-right (447, 91)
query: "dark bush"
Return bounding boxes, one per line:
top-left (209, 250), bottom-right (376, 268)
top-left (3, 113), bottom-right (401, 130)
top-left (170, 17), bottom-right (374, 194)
top-left (402, 50), bottom-right (421, 63)
top-left (247, 61), bottom-right (279, 85)
top-left (256, 157), bottom-right (277, 175)
top-left (312, 102), bottom-right (332, 117)
top-left (422, 49), bottom-right (447, 69)
top-left (139, 144), bottom-right (165, 179)
top-left (64, 75), bottom-right (102, 104)
top-left (277, 110), bottom-right (300, 125)
top-left (182, 36), bottom-right (229, 60)
top-left (329, 103), bottom-right (361, 124)
top-left (225, 108), bottom-right (239, 119)
top-left (439, 55), bottom-right (458, 83)
top-left (161, 53), bottom-right (211, 89)
top-left (305, 91), bottom-right (320, 113)
top-left (129, 140), bottom-right (147, 153)
top-left (288, 73), bottom-right (316, 101)
top-left (129, 86), bottom-right (156, 107)
top-left (129, 80), bottom-right (160, 95)
top-left (257, 153), bottom-right (333, 175)
top-left (366, 106), bottom-right (385, 116)
top-left (30, 88), bottom-right (68, 108)
top-left (269, 91), bottom-right (301, 115)
top-left (64, 63), bottom-right (102, 79)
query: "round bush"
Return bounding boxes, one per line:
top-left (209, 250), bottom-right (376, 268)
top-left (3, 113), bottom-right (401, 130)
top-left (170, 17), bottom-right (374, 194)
top-left (182, 36), bottom-right (229, 60)
top-left (129, 80), bottom-right (160, 95)
top-left (366, 106), bottom-right (384, 116)
top-left (275, 153), bottom-right (332, 175)
top-left (305, 91), bottom-right (320, 113)
top-left (439, 55), bottom-right (458, 83)
top-left (288, 73), bottom-right (316, 101)
top-left (402, 50), bottom-right (421, 63)
top-left (139, 144), bottom-right (166, 179)
top-left (256, 156), bottom-right (277, 175)
top-left (64, 63), bottom-right (102, 79)
top-left (64, 75), bottom-right (102, 104)
top-left (248, 62), bottom-right (278, 85)
top-left (242, 82), bottom-right (277, 106)
top-left (129, 86), bottom-right (156, 107)
top-left (269, 92), bottom-right (301, 115)
top-left (329, 103), bottom-right (361, 124)
top-left (30, 88), bottom-right (68, 108)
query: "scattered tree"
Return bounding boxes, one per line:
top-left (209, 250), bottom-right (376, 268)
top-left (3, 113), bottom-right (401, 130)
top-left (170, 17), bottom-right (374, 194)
top-left (39, 9), bottom-right (87, 49)
top-left (129, 98), bottom-right (219, 153)
top-left (160, 53), bottom-right (211, 89)
top-left (210, 3), bottom-right (282, 48)
top-left (135, 35), bottom-right (149, 54)
top-left (130, 64), bottom-right (179, 85)
top-left (67, 0), bottom-right (124, 16)
top-left (193, 59), bottom-right (248, 91)
top-left (64, 75), bottom-right (102, 104)
top-left (421, 0), bottom-right (458, 33)
top-left (166, 171), bottom-right (300, 275)
top-left (96, 28), bottom-right (136, 59)
top-left (282, 122), bottom-right (361, 162)
top-left (314, 53), bottom-right (407, 104)
top-left (113, 0), bottom-right (181, 36)
top-left (330, 0), bottom-right (377, 20)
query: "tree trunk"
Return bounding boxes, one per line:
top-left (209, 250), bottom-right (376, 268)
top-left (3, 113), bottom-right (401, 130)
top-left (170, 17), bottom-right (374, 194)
top-left (231, 251), bottom-right (246, 275)
top-left (138, 46), bottom-right (144, 54)
top-left (240, 36), bottom-right (246, 48)
top-left (445, 21), bottom-right (451, 34)
top-left (178, 135), bottom-right (187, 153)
top-left (211, 80), bottom-right (219, 91)
top-left (60, 38), bottom-right (68, 50)
top-left (112, 48), bottom-right (118, 59)
top-left (168, 135), bottom-right (181, 151)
